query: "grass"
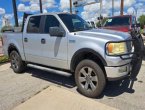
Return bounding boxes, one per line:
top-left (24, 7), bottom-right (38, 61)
top-left (0, 56), bottom-right (9, 65)
top-left (140, 29), bottom-right (145, 34)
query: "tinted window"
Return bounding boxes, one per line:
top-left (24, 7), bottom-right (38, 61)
top-left (104, 17), bottom-right (130, 27)
top-left (27, 16), bottom-right (41, 33)
top-left (44, 15), bottom-right (59, 33)
top-left (58, 14), bottom-right (92, 32)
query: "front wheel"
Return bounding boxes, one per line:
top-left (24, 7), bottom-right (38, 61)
top-left (75, 60), bottom-right (106, 98)
top-left (10, 51), bottom-right (26, 73)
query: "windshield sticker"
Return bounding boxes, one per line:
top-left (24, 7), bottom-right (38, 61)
top-left (107, 19), bottom-right (112, 22)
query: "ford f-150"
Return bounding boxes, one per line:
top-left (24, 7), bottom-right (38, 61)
top-left (2, 13), bottom-right (144, 98)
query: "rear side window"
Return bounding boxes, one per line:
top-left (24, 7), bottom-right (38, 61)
top-left (27, 16), bottom-right (41, 33)
top-left (44, 15), bottom-right (59, 33)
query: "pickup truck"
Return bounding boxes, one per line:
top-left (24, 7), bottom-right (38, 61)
top-left (2, 13), bottom-right (144, 98)
top-left (102, 15), bottom-right (140, 33)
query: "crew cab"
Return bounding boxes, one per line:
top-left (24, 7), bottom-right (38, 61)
top-left (102, 15), bottom-right (140, 33)
top-left (2, 13), bottom-right (144, 98)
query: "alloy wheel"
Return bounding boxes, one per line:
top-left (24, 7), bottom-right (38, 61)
top-left (78, 67), bottom-right (98, 92)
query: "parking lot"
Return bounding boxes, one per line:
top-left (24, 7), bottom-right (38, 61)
top-left (0, 59), bottom-right (145, 110)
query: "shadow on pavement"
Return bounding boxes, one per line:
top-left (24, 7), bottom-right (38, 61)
top-left (99, 77), bottom-right (136, 98)
top-left (26, 67), bottom-right (76, 88)
top-left (25, 67), bottom-right (138, 99)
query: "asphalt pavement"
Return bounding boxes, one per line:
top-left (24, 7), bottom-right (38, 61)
top-left (0, 61), bottom-right (145, 110)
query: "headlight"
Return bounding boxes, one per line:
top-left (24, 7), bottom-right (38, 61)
top-left (106, 42), bottom-right (127, 55)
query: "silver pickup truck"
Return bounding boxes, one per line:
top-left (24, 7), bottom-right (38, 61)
top-left (2, 13), bottom-right (144, 98)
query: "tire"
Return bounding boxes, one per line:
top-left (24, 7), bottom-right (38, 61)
top-left (10, 51), bottom-right (26, 73)
top-left (75, 59), bottom-right (106, 98)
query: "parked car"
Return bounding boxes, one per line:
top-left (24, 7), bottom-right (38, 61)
top-left (102, 15), bottom-right (140, 33)
top-left (2, 13), bottom-right (144, 98)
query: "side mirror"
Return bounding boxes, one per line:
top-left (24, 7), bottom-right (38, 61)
top-left (49, 27), bottom-right (64, 37)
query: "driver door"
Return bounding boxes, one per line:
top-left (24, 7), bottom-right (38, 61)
top-left (40, 15), bottom-right (68, 69)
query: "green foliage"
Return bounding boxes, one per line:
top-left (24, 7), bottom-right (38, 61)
top-left (0, 56), bottom-right (9, 64)
top-left (138, 15), bottom-right (145, 29)
top-left (96, 21), bottom-right (101, 27)
top-left (1, 26), bottom-right (13, 32)
top-left (140, 29), bottom-right (144, 34)
top-left (102, 18), bottom-right (107, 25)
top-left (96, 18), bottom-right (107, 27)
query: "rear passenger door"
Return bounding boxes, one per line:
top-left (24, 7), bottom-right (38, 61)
top-left (23, 16), bottom-right (44, 64)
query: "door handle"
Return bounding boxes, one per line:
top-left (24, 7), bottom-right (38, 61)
top-left (41, 38), bottom-right (46, 44)
top-left (24, 38), bottom-right (28, 42)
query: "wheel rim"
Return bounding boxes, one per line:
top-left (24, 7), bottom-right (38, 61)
top-left (78, 67), bottom-right (98, 92)
top-left (11, 53), bottom-right (19, 69)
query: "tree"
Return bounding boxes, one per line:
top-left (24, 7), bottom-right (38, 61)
top-left (1, 26), bottom-right (13, 32)
top-left (138, 15), bottom-right (145, 29)
top-left (96, 17), bottom-right (107, 27)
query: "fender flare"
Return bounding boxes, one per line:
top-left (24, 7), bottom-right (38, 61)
top-left (70, 48), bottom-right (107, 72)
top-left (8, 43), bottom-right (20, 56)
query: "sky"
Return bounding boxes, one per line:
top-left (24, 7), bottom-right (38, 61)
top-left (0, 0), bottom-right (145, 27)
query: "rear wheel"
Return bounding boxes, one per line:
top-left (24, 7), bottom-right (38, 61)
top-left (75, 60), bottom-right (106, 98)
top-left (10, 51), bottom-right (26, 73)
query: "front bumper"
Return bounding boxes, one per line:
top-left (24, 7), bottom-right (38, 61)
top-left (105, 33), bottom-right (144, 81)
top-left (105, 63), bottom-right (132, 81)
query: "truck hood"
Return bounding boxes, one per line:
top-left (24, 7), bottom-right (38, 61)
top-left (75, 29), bottom-right (131, 41)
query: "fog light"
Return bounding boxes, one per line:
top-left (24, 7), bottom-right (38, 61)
top-left (119, 66), bottom-right (127, 73)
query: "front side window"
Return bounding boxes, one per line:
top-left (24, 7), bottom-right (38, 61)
top-left (44, 15), bottom-right (60, 33)
top-left (58, 14), bottom-right (92, 32)
top-left (27, 16), bottom-right (41, 33)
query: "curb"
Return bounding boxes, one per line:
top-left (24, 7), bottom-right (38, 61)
top-left (0, 63), bottom-right (10, 71)
top-left (13, 86), bottom-right (118, 110)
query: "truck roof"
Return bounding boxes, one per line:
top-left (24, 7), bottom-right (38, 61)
top-left (108, 15), bottom-right (135, 18)
top-left (28, 12), bottom-right (71, 17)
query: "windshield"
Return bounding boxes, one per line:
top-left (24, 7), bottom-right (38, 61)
top-left (58, 14), bottom-right (92, 32)
top-left (104, 17), bottom-right (130, 27)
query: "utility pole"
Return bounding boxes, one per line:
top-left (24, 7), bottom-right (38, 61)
top-left (120, 0), bottom-right (124, 15)
top-left (100, 0), bottom-right (102, 17)
top-left (99, 0), bottom-right (103, 27)
top-left (12, 0), bottom-right (19, 27)
top-left (112, 0), bottom-right (114, 16)
top-left (70, 0), bottom-right (72, 14)
top-left (39, 0), bottom-right (43, 13)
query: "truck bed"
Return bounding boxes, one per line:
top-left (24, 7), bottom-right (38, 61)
top-left (2, 32), bottom-right (25, 60)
